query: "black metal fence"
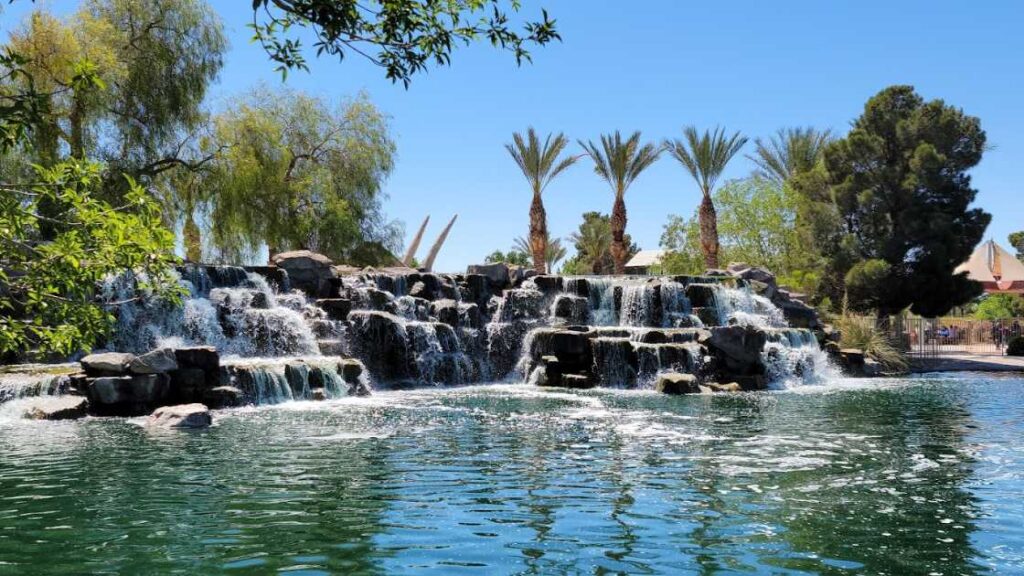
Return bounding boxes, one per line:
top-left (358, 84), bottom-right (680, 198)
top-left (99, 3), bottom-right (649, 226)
top-left (882, 316), bottom-right (1024, 359)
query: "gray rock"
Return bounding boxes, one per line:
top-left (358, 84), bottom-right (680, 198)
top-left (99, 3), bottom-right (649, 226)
top-left (532, 275), bottom-right (563, 294)
top-left (129, 348), bottom-right (178, 374)
top-left (560, 374), bottom-right (594, 389)
top-left (684, 284), bottom-right (718, 309)
top-left (131, 374), bottom-right (169, 403)
top-left (23, 396), bottom-right (89, 420)
top-left (311, 388), bottom-right (327, 401)
top-left (87, 376), bottom-right (133, 405)
top-left (173, 347), bottom-right (220, 372)
top-left (655, 373), bottom-right (699, 394)
top-left (81, 352), bottom-right (135, 376)
top-left (466, 263), bottom-right (510, 288)
top-left (316, 298), bottom-right (353, 321)
top-left (707, 325), bottom-right (768, 375)
top-left (271, 250), bottom-right (335, 296)
top-left (147, 403), bottom-right (212, 429)
top-left (430, 299), bottom-right (460, 327)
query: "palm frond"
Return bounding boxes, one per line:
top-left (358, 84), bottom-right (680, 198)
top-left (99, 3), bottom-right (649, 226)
top-left (578, 130), bottom-right (662, 195)
top-left (506, 127), bottom-right (579, 195)
top-left (664, 126), bottom-right (748, 197)
top-left (747, 127), bottom-right (833, 184)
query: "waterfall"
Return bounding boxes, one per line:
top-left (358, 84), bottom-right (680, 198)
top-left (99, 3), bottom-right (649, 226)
top-left (713, 285), bottom-right (787, 329)
top-left (224, 358), bottom-right (358, 405)
top-left (0, 373), bottom-right (71, 404)
top-left (762, 329), bottom-right (838, 388)
top-left (102, 269), bottom-right (320, 357)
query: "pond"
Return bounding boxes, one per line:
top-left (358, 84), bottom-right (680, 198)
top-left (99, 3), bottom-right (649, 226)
top-left (1, 374), bottom-right (1022, 574)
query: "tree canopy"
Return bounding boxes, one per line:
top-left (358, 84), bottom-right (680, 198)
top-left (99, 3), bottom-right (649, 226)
top-left (791, 85), bottom-right (990, 316)
top-left (250, 0), bottom-right (559, 85)
top-left (201, 87), bottom-right (399, 265)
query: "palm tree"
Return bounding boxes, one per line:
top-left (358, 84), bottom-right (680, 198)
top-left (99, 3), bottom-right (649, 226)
top-left (578, 131), bottom-right (662, 274)
top-left (748, 127), bottom-right (833, 184)
top-left (570, 218), bottom-right (612, 274)
top-left (505, 128), bottom-right (579, 274)
top-left (664, 126), bottom-right (747, 270)
top-left (514, 235), bottom-right (566, 272)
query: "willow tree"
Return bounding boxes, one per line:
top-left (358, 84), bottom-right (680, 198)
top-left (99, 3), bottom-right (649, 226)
top-left (748, 127), bottom-right (833, 185)
top-left (505, 128), bottom-right (578, 274)
top-left (2, 0), bottom-right (225, 187)
top-left (664, 127), bottom-right (747, 270)
top-left (579, 131), bottom-right (661, 274)
top-left (203, 87), bottom-right (398, 265)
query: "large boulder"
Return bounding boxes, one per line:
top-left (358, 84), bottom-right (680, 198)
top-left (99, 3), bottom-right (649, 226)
top-left (430, 299), bottom-right (460, 327)
top-left (316, 298), bottom-right (353, 321)
top-left (706, 325), bottom-right (768, 376)
top-left (129, 348), bottom-right (178, 375)
top-left (655, 373), bottom-right (699, 395)
top-left (81, 352), bottom-right (135, 376)
top-left (726, 263), bottom-right (778, 288)
top-left (347, 311), bottom-right (411, 381)
top-left (466, 263), bottom-right (510, 289)
top-left (271, 250), bottom-right (335, 297)
top-left (147, 403), bottom-right (212, 429)
top-left (22, 396), bottom-right (89, 420)
top-left (173, 346), bottom-right (220, 372)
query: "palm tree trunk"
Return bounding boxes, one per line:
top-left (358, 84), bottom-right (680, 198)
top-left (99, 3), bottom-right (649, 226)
top-left (698, 193), bottom-right (720, 270)
top-left (610, 192), bottom-right (627, 274)
top-left (529, 191), bottom-right (548, 274)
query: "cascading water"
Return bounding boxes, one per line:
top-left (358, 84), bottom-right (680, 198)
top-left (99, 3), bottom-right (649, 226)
top-left (102, 268), bottom-right (320, 357)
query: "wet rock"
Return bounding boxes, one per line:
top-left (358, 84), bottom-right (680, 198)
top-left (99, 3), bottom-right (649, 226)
top-left (560, 374), bottom-right (594, 389)
top-left (316, 298), bottom-right (353, 321)
top-left (552, 295), bottom-right (589, 324)
top-left (839, 348), bottom-right (866, 376)
top-left (457, 303), bottom-right (482, 329)
top-left (168, 368), bottom-right (208, 402)
top-left (408, 281), bottom-right (428, 299)
top-left (81, 352), bottom-right (135, 376)
top-left (173, 347), bottom-right (220, 373)
top-left (655, 373), bottom-right (699, 394)
top-left (86, 376), bottom-right (133, 405)
top-left (535, 355), bottom-right (563, 387)
top-left (22, 396), bottom-right (89, 420)
top-left (271, 250), bottom-right (334, 297)
top-left (250, 291), bottom-right (271, 309)
top-left (129, 348), bottom-right (178, 375)
top-left (707, 325), bottom-right (768, 375)
top-left (130, 374), bottom-right (170, 403)
top-left (685, 284), bottom-right (718, 308)
top-left (347, 311), bottom-right (411, 381)
top-left (532, 275), bottom-right (563, 294)
top-left (246, 265), bottom-right (290, 292)
top-left (529, 328), bottom-right (593, 374)
top-left (430, 299), bottom-right (460, 327)
top-left (311, 388), bottom-right (328, 401)
top-left (204, 386), bottom-right (243, 408)
top-left (466, 263), bottom-right (510, 289)
top-left (777, 298), bottom-right (822, 330)
top-left (693, 307), bottom-right (720, 327)
top-left (317, 340), bottom-right (346, 356)
top-left (147, 403), bottom-right (212, 429)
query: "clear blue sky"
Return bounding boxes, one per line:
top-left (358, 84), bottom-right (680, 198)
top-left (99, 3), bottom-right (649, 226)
top-left (4, 1), bottom-right (1023, 272)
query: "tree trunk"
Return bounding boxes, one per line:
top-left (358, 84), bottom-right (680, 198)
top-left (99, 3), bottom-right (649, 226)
top-left (183, 213), bottom-right (202, 263)
top-left (528, 192), bottom-right (547, 275)
top-left (698, 194), bottom-right (720, 270)
top-left (610, 192), bottom-right (627, 275)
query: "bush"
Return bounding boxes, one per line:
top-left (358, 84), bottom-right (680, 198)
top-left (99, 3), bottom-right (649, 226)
top-left (1008, 336), bottom-right (1024, 357)
top-left (832, 313), bottom-right (908, 372)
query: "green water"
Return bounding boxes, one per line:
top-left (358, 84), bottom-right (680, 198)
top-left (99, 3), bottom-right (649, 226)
top-left (1, 374), bottom-right (1022, 575)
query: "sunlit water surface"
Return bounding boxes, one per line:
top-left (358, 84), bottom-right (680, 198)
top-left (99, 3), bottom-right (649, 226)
top-left (1, 374), bottom-right (1022, 575)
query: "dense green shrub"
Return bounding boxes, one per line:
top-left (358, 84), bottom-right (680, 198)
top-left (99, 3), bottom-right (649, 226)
top-left (1007, 336), bottom-right (1024, 357)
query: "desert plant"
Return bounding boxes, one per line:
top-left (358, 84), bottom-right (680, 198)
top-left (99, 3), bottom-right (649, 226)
top-left (832, 312), bottom-right (909, 372)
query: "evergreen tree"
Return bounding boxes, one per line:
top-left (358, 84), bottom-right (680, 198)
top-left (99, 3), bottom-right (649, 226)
top-left (792, 86), bottom-right (990, 316)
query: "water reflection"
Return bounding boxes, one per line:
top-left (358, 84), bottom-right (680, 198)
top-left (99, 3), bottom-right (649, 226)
top-left (1, 377), bottom-right (1022, 574)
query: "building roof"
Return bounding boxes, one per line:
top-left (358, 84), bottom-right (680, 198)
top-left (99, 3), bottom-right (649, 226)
top-left (955, 240), bottom-right (1024, 292)
top-left (625, 250), bottom-right (664, 268)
